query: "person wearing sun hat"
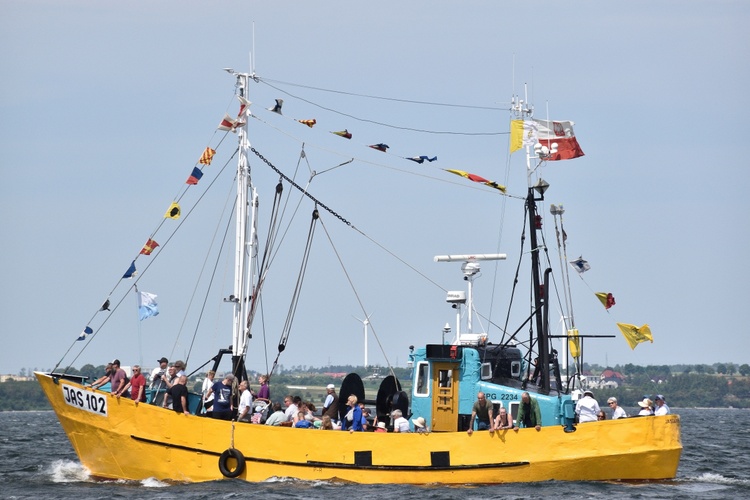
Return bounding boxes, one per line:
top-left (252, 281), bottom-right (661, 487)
top-left (412, 416), bottom-right (429, 433)
top-left (575, 389), bottom-right (601, 423)
top-left (637, 398), bottom-right (654, 416)
top-left (654, 395), bottom-right (671, 415)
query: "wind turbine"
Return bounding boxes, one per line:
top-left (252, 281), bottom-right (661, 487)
top-left (353, 313), bottom-right (373, 369)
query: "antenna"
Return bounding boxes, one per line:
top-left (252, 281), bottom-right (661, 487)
top-left (251, 22), bottom-right (256, 76)
top-left (436, 254), bottom-right (505, 343)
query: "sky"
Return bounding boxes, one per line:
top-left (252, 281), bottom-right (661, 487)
top-left (1, 1), bottom-right (749, 378)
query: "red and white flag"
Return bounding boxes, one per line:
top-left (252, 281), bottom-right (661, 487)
top-left (218, 113), bottom-right (240, 131)
top-left (534, 119), bottom-right (584, 161)
top-left (218, 96), bottom-right (250, 132)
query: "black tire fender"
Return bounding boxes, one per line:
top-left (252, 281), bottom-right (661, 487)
top-left (218, 448), bottom-right (246, 478)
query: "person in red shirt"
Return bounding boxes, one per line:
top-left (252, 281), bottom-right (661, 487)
top-left (121, 365), bottom-right (147, 404)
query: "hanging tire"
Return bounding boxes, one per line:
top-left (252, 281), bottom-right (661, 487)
top-left (218, 448), bottom-right (246, 478)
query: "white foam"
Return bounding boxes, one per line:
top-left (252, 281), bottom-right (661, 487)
top-left (694, 472), bottom-right (750, 486)
top-left (140, 477), bottom-right (170, 488)
top-left (48, 459), bottom-right (90, 483)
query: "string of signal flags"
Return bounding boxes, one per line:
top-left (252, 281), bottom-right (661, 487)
top-left (219, 95), bottom-right (509, 194)
top-left (568, 256), bottom-right (654, 351)
top-left (73, 92), bottom-right (593, 345)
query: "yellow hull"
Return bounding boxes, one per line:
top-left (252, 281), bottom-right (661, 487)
top-left (38, 372), bottom-right (682, 484)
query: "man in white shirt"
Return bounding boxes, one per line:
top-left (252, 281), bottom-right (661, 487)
top-left (654, 394), bottom-right (671, 415)
top-left (391, 409), bottom-right (410, 432)
top-left (607, 397), bottom-right (628, 419)
top-left (150, 357), bottom-right (169, 388)
top-left (237, 380), bottom-right (253, 422)
top-left (575, 390), bottom-right (601, 423)
top-left (284, 395), bottom-right (298, 422)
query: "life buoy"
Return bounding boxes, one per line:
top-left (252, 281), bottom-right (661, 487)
top-left (218, 448), bottom-right (246, 478)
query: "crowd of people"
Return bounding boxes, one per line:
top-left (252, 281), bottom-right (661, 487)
top-left (461, 387), bottom-right (672, 435)
top-left (84, 358), bottom-right (670, 431)
top-left (575, 390), bottom-right (671, 422)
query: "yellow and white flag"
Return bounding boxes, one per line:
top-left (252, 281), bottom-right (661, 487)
top-left (510, 119), bottom-right (538, 154)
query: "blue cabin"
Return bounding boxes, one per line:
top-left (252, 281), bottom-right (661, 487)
top-left (409, 343), bottom-right (574, 432)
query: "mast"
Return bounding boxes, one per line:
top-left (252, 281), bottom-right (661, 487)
top-left (228, 71), bottom-right (255, 378)
top-left (512, 84), bottom-right (556, 394)
top-left (526, 185), bottom-right (551, 393)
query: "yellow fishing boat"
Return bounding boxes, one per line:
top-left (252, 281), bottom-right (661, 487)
top-left (38, 70), bottom-right (681, 484)
top-left (36, 372), bottom-right (681, 483)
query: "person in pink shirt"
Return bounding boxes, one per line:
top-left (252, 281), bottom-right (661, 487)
top-left (111, 359), bottom-right (130, 399)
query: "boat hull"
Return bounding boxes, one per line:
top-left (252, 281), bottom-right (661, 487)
top-left (37, 372), bottom-right (682, 484)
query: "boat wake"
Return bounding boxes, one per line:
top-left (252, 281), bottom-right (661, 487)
top-left (689, 472), bottom-right (750, 487)
top-left (140, 477), bottom-right (170, 488)
top-left (262, 476), bottom-right (349, 487)
top-left (47, 460), bottom-right (90, 483)
top-left (47, 460), bottom-right (168, 488)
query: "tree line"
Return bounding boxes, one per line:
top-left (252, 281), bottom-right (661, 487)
top-left (3, 363), bottom-right (748, 411)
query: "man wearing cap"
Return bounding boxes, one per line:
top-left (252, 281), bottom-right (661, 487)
top-left (654, 395), bottom-right (671, 415)
top-left (110, 359), bottom-right (129, 399)
top-left (206, 374), bottom-right (235, 420)
top-left (607, 397), bottom-right (628, 419)
top-left (322, 383), bottom-right (339, 420)
top-left (150, 357), bottom-right (169, 386)
top-left (575, 389), bottom-right (601, 423)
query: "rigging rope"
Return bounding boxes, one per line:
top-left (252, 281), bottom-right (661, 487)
top-left (54, 147), bottom-right (240, 375)
top-left (251, 147), bottom-right (352, 227)
top-left (318, 217), bottom-right (399, 382)
top-left (267, 209), bottom-right (319, 378)
top-left (258, 78), bottom-right (506, 136)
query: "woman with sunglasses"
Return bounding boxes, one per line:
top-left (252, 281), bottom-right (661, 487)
top-left (607, 397), bottom-right (628, 419)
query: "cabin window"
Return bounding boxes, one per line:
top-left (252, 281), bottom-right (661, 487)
top-left (480, 362), bottom-right (492, 380)
top-left (508, 401), bottom-right (519, 425)
top-left (415, 361), bottom-right (429, 397)
top-left (511, 360), bottom-right (521, 378)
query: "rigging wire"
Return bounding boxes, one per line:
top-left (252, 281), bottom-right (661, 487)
top-left (484, 117), bottom-right (517, 340)
top-left (260, 76), bottom-right (511, 110)
top-left (265, 145), bottom-right (315, 271)
top-left (267, 209), bottom-right (319, 378)
top-left (54, 147), bottom-right (240, 374)
top-left (242, 181), bottom-right (284, 353)
top-left (258, 78), bottom-right (506, 136)
top-left (318, 216), bottom-right (398, 382)
top-left (249, 113), bottom-right (519, 200)
top-left (255, 142), bottom-right (449, 292)
top-left (181, 185), bottom-right (238, 368)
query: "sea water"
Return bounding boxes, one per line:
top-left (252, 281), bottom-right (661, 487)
top-left (0, 408), bottom-right (747, 499)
